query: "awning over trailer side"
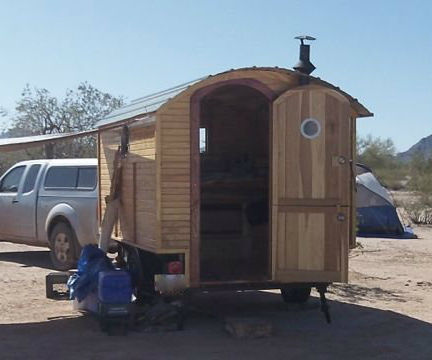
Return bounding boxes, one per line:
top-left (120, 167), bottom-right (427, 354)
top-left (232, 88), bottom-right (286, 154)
top-left (0, 129), bottom-right (97, 152)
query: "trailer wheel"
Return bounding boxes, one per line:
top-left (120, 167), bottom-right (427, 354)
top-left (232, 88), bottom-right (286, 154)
top-left (49, 222), bottom-right (79, 271)
top-left (280, 286), bottom-right (311, 304)
top-left (119, 244), bottom-right (148, 302)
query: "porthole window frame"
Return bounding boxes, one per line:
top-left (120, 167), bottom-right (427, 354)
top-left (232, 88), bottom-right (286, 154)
top-left (300, 118), bottom-right (321, 140)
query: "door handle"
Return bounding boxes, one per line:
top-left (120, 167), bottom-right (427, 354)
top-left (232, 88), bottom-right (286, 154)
top-left (12, 199), bottom-right (19, 204)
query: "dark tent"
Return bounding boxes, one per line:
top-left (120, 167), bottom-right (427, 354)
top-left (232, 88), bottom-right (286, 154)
top-left (356, 164), bottom-right (416, 239)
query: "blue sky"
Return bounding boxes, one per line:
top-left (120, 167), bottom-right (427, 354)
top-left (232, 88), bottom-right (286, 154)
top-left (0, 0), bottom-right (431, 152)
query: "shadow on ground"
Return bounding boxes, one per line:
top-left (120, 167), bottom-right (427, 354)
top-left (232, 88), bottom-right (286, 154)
top-left (1, 291), bottom-right (431, 360)
top-left (0, 250), bottom-right (54, 270)
top-left (329, 283), bottom-right (406, 303)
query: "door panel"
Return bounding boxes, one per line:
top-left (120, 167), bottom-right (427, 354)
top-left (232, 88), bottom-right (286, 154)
top-left (271, 85), bottom-right (351, 283)
top-left (11, 164), bottom-right (42, 242)
top-left (0, 165), bottom-right (26, 240)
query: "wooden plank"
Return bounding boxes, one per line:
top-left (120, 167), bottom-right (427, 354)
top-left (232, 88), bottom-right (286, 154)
top-left (279, 198), bottom-right (340, 206)
top-left (162, 208), bottom-right (190, 215)
top-left (163, 149), bottom-right (191, 156)
top-left (155, 114), bottom-right (162, 251)
top-left (285, 93), bottom-right (301, 199)
top-left (161, 181), bottom-right (190, 188)
top-left (340, 206), bottom-right (349, 282)
top-left (278, 205), bottom-right (348, 213)
top-left (161, 194), bottom-right (190, 202)
top-left (162, 214), bottom-right (190, 221)
top-left (158, 108), bottom-right (189, 116)
top-left (160, 114), bottom-right (190, 120)
top-left (299, 91), bottom-right (312, 199)
top-left (162, 226), bottom-right (190, 234)
top-left (161, 122), bottom-right (190, 129)
top-left (128, 149), bottom-right (156, 156)
top-left (285, 212), bottom-right (299, 271)
top-left (161, 201), bottom-right (190, 208)
top-left (325, 94), bottom-right (340, 202)
top-left (162, 129), bottom-right (189, 136)
top-left (298, 213), bottom-right (325, 271)
top-left (277, 100), bottom-right (286, 199)
top-left (338, 97), bottom-right (351, 206)
top-left (161, 162), bottom-right (190, 169)
top-left (161, 175), bottom-right (190, 182)
top-left (162, 233), bottom-right (190, 241)
top-left (162, 136), bottom-right (190, 143)
top-left (97, 132), bottom-right (102, 224)
top-left (161, 220), bottom-right (190, 228)
top-left (324, 209), bottom-right (339, 272)
top-left (162, 142), bottom-right (190, 150)
top-left (349, 116), bottom-right (357, 250)
top-left (161, 155), bottom-right (190, 162)
top-left (310, 90), bottom-right (326, 199)
top-left (276, 212), bottom-right (286, 270)
top-left (162, 168), bottom-right (190, 175)
top-left (161, 188), bottom-right (189, 195)
top-left (133, 162), bottom-right (137, 243)
top-left (271, 206), bottom-right (278, 279)
top-left (268, 101), bottom-right (274, 280)
top-left (163, 240), bottom-right (190, 249)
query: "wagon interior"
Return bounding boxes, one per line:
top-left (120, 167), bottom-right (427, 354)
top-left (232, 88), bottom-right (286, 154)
top-left (199, 84), bottom-right (270, 282)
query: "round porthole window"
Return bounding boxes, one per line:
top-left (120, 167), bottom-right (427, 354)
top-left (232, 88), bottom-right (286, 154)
top-left (300, 118), bottom-right (321, 139)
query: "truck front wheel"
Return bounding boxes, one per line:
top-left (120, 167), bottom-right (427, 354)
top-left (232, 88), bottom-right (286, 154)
top-left (49, 223), bottom-right (79, 270)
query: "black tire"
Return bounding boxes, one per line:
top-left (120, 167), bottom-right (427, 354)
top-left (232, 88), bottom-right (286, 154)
top-left (119, 244), bottom-right (147, 302)
top-left (49, 222), bottom-right (79, 271)
top-left (281, 286), bottom-right (311, 304)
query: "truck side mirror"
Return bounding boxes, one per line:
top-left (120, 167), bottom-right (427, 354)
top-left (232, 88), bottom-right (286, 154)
top-left (7, 185), bottom-right (18, 193)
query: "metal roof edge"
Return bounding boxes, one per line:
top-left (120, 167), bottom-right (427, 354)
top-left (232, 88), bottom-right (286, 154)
top-left (97, 66), bottom-right (372, 128)
top-left (0, 129), bottom-right (97, 152)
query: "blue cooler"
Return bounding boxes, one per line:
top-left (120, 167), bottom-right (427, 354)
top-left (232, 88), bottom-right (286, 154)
top-left (98, 270), bottom-right (132, 335)
top-left (98, 270), bottom-right (132, 304)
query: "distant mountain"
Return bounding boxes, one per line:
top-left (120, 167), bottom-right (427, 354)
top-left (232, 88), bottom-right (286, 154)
top-left (398, 134), bottom-right (432, 162)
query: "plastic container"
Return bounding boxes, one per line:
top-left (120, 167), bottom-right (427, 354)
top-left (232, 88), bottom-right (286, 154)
top-left (98, 270), bottom-right (132, 304)
top-left (73, 290), bottom-right (99, 313)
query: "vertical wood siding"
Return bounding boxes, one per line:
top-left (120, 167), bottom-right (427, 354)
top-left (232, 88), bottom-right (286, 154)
top-left (99, 124), bottom-right (158, 251)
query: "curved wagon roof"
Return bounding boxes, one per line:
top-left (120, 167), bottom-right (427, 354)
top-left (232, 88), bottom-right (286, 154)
top-left (96, 67), bottom-right (372, 129)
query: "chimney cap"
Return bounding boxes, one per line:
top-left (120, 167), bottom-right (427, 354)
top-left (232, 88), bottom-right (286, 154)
top-left (294, 35), bottom-right (316, 45)
top-left (293, 35), bottom-right (316, 75)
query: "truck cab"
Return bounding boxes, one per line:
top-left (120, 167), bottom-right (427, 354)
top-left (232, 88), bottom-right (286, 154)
top-left (0, 159), bottom-right (98, 270)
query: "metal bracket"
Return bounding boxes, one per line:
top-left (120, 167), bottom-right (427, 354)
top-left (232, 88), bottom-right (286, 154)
top-left (316, 284), bottom-right (331, 324)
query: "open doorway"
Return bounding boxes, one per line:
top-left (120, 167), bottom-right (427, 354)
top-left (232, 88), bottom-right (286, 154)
top-left (198, 84), bottom-right (270, 282)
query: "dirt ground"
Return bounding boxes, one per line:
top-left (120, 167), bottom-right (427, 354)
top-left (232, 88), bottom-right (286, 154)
top-left (1, 227), bottom-right (432, 360)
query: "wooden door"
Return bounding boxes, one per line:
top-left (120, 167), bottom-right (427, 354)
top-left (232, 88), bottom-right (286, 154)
top-left (271, 85), bottom-right (352, 283)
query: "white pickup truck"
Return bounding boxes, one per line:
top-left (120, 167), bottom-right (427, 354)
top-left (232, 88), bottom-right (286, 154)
top-left (0, 158), bottom-right (98, 270)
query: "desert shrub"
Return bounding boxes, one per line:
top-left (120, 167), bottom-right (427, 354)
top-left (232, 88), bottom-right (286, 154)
top-left (407, 153), bottom-right (432, 196)
top-left (373, 166), bottom-right (408, 190)
top-left (405, 201), bottom-right (432, 225)
top-left (357, 135), bottom-right (407, 190)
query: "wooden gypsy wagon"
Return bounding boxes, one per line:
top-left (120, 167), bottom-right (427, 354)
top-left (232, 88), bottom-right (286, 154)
top-left (96, 39), bottom-right (372, 318)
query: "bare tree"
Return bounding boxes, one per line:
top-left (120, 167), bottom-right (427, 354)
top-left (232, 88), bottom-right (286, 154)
top-left (8, 82), bottom-right (123, 158)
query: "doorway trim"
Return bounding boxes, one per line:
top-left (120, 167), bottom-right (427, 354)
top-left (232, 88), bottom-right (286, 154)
top-left (189, 78), bottom-right (276, 286)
